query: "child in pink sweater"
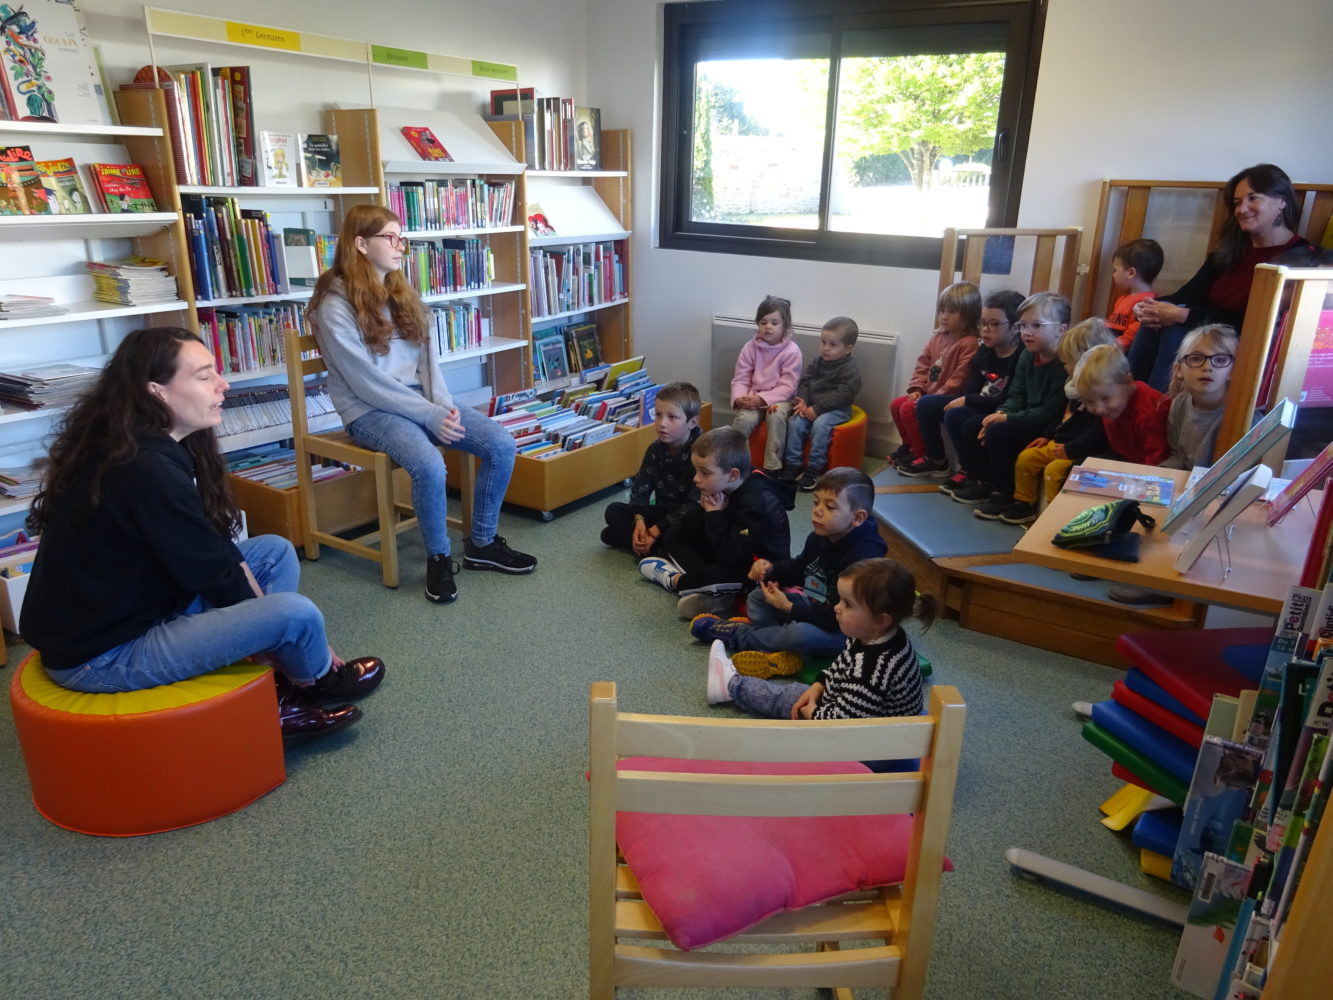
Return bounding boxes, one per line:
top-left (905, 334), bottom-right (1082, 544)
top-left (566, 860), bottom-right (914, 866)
top-left (889, 282), bottom-right (981, 471)
top-left (731, 295), bottom-right (804, 471)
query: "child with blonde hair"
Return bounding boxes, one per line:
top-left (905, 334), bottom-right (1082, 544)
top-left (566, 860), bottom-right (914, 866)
top-left (997, 319), bottom-right (1120, 525)
top-left (1073, 344), bottom-right (1170, 465)
top-left (1162, 324), bottom-right (1237, 469)
top-left (730, 295), bottom-right (804, 471)
top-left (707, 557), bottom-right (934, 723)
top-left (890, 282), bottom-right (982, 474)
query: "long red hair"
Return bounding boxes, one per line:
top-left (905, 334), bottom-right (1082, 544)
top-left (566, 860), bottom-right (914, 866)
top-left (310, 204), bottom-right (428, 353)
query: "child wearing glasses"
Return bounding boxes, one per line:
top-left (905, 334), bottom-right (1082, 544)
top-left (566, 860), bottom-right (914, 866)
top-left (1161, 324), bottom-right (1237, 469)
top-left (309, 205), bottom-right (537, 607)
top-left (889, 282), bottom-right (981, 476)
top-left (1070, 344), bottom-right (1170, 465)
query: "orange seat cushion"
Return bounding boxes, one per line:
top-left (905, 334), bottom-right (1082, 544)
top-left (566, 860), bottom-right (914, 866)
top-left (748, 404), bottom-right (868, 471)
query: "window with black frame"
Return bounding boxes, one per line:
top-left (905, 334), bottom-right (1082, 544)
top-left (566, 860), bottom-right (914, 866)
top-left (660, 0), bottom-right (1046, 269)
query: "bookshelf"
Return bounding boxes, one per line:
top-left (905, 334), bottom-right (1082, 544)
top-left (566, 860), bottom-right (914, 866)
top-left (0, 89), bottom-right (193, 528)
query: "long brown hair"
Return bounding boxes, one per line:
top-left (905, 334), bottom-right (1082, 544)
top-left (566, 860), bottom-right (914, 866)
top-left (309, 204), bottom-right (428, 353)
top-left (1210, 163), bottom-right (1300, 271)
top-left (28, 328), bottom-right (240, 537)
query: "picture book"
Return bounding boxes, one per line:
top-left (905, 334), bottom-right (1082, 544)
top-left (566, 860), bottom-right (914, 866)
top-left (488, 86), bottom-right (536, 116)
top-left (89, 163), bottom-right (156, 213)
top-left (1300, 487), bottom-right (1333, 587)
top-left (258, 131), bottom-right (296, 186)
top-left (1172, 737), bottom-right (1264, 891)
top-left (527, 204), bottom-right (556, 237)
top-left (569, 322), bottom-right (602, 371)
top-left (1267, 438), bottom-right (1333, 526)
top-left (604, 355), bottom-right (645, 390)
top-left (1171, 852), bottom-right (1253, 997)
top-left (1162, 397), bottom-right (1296, 536)
top-left (536, 335), bottom-right (570, 382)
top-left (34, 157), bottom-right (90, 214)
top-left (282, 228), bottom-right (319, 288)
top-left (1065, 466), bottom-right (1175, 506)
top-left (224, 66), bottom-right (257, 184)
top-left (574, 106), bottom-right (601, 170)
top-left (298, 133), bottom-right (341, 187)
top-left (400, 126), bottom-right (453, 162)
top-left (0, 0), bottom-right (111, 124)
top-left (0, 144), bottom-right (48, 214)
top-left (1173, 464), bottom-right (1273, 573)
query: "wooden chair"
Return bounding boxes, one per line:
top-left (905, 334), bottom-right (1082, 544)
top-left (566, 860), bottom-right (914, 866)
top-left (588, 681), bottom-right (966, 999)
top-left (282, 326), bottom-right (472, 588)
top-left (939, 226), bottom-right (1082, 301)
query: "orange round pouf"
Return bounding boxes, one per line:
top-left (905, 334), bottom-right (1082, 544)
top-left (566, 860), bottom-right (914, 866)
top-left (748, 404), bottom-right (869, 473)
top-left (8, 652), bottom-right (286, 836)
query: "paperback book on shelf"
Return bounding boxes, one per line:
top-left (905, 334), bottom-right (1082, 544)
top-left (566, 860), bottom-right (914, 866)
top-left (527, 204), bottom-right (556, 236)
top-left (259, 130), bottom-right (297, 187)
top-left (573, 106), bottom-right (601, 170)
top-left (1065, 465), bottom-right (1176, 506)
top-left (0, 362), bottom-right (100, 409)
top-left (0, 0), bottom-right (112, 125)
top-left (85, 256), bottom-right (177, 305)
top-left (0, 145), bottom-right (50, 215)
top-left (298, 134), bottom-right (341, 187)
top-left (0, 294), bottom-right (66, 320)
top-left (400, 126), bottom-right (453, 161)
top-left (89, 163), bottom-right (156, 213)
top-left (34, 158), bottom-right (91, 214)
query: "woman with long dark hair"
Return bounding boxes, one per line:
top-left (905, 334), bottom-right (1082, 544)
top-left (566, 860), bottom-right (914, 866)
top-left (21, 327), bottom-right (384, 742)
top-left (308, 204), bottom-right (536, 605)
top-left (1127, 163), bottom-right (1311, 390)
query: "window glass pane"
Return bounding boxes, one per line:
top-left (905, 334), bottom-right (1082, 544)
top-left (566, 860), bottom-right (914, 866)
top-left (690, 57), bottom-right (830, 230)
top-left (830, 29), bottom-right (1006, 238)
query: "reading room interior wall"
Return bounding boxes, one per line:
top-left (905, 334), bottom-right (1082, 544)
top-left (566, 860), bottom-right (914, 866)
top-left (584, 0), bottom-right (1333, 394)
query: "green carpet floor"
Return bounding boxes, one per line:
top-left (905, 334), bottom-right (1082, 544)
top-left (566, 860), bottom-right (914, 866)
top-left (0, 485), bottom-right (1192, 999)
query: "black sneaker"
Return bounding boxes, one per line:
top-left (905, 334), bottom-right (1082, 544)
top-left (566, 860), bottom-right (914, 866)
top-left (898, 457), bottom-right (950, 478)
top-left (776, 465), bottom-right (802, 481)
top-left (973, 493), bottom-right (1012, 520)
top-left (998, 500), bottom-right (1038, 525)
top-left (938, 472), bottom-right (970, 495)
top-left (463, 535), bottom-right (537, 574)
top-left (426, 554), bottom-right (459, 603)
top-left (950, 480), bottom-right (993, 505)
top-left (797, 469), bottom-right (820, 491)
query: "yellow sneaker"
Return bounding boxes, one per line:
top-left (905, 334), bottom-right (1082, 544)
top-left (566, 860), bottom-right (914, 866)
top-left (731, 650), bottom-right (804, 679)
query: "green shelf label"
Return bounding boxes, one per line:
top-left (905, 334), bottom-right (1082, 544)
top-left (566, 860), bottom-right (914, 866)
top-left (371, 45), bottom-right (429, 69)
top-left (472, 60), bottom-right (518, 81)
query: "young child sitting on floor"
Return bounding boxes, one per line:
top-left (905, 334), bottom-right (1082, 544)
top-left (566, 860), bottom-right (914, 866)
top-left (687, 467), bottom-right (887, 678)
top-left (638, 426), bottom-right (793, 596)
top-left (1074, 344), bottom-right (1170, 465)
top-left (997, 319), bottom-right (1121, 525)
top-left (891, 281), bottom-right (982, 477)
top-left (706, 557), bottom-right (935, 723)
top-left (1161, 324), bottom-right (1237, 469)
top-left (1105, 239), bottom-right (1164, 352)
top-left (730, 295), bottom-right (804, 472)
top-left (601, 382), bottom-right (702, 556)
top-left (779, 316), bottom-right (863, 491)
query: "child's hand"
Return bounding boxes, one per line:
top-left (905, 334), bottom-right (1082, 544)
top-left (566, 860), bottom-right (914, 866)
top-left (1026, 436), bottom-right (1049, 449)
top-left (1052, 442), bottom-right (1067, 460)
top-left (792, 682), bottom-right (824, 720)
top-left (631, 520), bottom-right (655, 556)
top-left (978, 411), bottom-right (1006, 441)
top-left (699, 491), bottom-right (728, 512)
top-left (907, 386), bottom-right (924, 397)
top-left (945, 397), bottom-right (965, 411)
top-left (799, 403), bottom-right (817, 420)
top-left (748, 559), bottom-right (773, 582)
top-left (760, 579), bottom-right (793, 613)
top-left (736, 394), bottom-right (765, 410)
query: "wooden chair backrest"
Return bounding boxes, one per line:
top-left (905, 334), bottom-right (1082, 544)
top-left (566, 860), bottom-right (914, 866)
top-left (588, 681), bottom-right (966, 996)
top-left (283, 326), bottom-right (327, 440)
top-left (1082, 178), bottom-right (1333, 320)
top-left (1218, 264), bottom-right (1333, 457)
top-left (939, 227), bottom-right (1083, 302)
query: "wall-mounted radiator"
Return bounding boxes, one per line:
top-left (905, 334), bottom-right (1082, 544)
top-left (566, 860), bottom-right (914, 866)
top-left (710, 315), bottom-right (898, 459)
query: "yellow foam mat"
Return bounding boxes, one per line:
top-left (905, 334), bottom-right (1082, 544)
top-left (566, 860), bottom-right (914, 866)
top-left (20, 655), bottom-right (268, 715)
top-left (1099, 782), bottom-right (1157, 831)
top-left (1140, 848), bottom-right (1173, 881)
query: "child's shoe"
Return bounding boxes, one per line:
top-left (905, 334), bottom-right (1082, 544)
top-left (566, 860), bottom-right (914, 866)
top-left (677, 592), bottom-right (739, 620)
top-left (776, 465), bottom-right (802, 481)
top-left (689, 613), bottom-right (749, 645)
top-left (898, 457), bottom-right (950, 478)
top-left (797, 468), bottom-right (820, 491)
top-left (732, 649), bottom-right (804, 679)
top-left (938, 471), bottom-right (971, 495)
top-left (887, 445), bottom-right (912, 468)
top-left (639, 556), bottom-right (684, 591)
top-left (973, 492), bottom-right (1012, 520)
top-left (998, 500), bottom-right (1038, 525)
top-left (950, 480), bottom-right (993, 505)
top-left (707, 641), bottom-right (738, 705)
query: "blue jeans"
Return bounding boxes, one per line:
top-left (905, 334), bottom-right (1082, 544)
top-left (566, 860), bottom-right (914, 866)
top-left (1126, 322), bottom-right (1186, 392)
top-left (347, 405), bottom-right (516, 557)
top-left (725, 588), bottom-right (846, 658)
top-left (784, 407), bottom-right (850, 471)
top-left (43, 536), bottom-right (332, 693)
top-left (731, 675), bottom-right (810, 718)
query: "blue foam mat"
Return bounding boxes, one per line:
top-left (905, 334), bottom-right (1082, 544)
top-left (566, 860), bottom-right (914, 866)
top-left (1132, 807), bottom-right (1183, 856)
top-left (871, 490), bottom-right (1018, 559)
top-left (1124, 668), bottom-right (1207, 726)
top-left (1091, 700), bottom-right (1199, 784)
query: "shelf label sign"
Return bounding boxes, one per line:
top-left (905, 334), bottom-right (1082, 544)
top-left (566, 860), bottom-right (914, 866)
top-left (225, 21), bottom-right (301, 52)
top-left (371, 46), bottom-right (428, 70)
top-left (472, 60), bottom-right (518, 81)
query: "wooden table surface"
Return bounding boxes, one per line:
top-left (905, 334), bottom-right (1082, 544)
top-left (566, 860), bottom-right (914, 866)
top-left (1012, 459), bottom-right (1313, 616)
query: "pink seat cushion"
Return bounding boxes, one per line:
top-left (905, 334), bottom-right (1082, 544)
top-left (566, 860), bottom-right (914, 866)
top-left (616, 757), bottom-right (949, 951)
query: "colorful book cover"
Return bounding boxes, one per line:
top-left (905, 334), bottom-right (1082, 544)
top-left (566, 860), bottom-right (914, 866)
top-left (1065, 465), bottom-right (1175, 506)
top-left (488, 86), bottom-right (536, 116)
top-left (1172, 852), bottom-right (1253, 997)
top-left (536, 335), bottom-right (569, 382)
top-left (0, 144), bottom-right (48, 214)
top-left (282, 228), bottom-right (319, 288)
top-left (0, 0), bottom-right (111, 124)
top-left (297, 133), bottom-right (341, 187)
top-left (258, 131), bottom-right (296, 186)
top-left (570, 322), bottom-right (602, 370)
top-left (574, 106), bottom-right (601, 170)
top-left (1172, 737), bottom-right (1264, 891)
top-left (225, 66), bottom-right (257, 184)
top-left (400, 126), bottom-right (453, 162)
top-left (527, 203), bottom-right (556, 236)
top-left (89, 162), bottom-right (155, 213)
top-left (1267, 438), bottom-right (1333, 526)
top-left (34, 157), bottom-right (90, 214)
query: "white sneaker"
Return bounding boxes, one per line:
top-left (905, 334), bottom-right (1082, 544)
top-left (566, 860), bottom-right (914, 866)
top-left (1072, 700), bottom-right (1094, 719)
top-left (707, 640), bottom-right (738, 705)
top-left (638, 556), bottom-right (683, 592)
top-left (676, 592), bottom-right (738, 620)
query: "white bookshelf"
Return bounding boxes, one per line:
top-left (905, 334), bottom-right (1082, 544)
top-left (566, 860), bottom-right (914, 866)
top-left (0, 299), bottom-right (189, 329)
top-left (0, 213), bottom-right (179, 239)
top-left (178, 185), bottom-right (380, 197)
top-left (421, 281), bottom-right (526, 305)
top-left (436, 335), bottom-right (526, 366)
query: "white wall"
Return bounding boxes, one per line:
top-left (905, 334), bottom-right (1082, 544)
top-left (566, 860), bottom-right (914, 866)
top-left (586, 0), bottom-right (1333, 391)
